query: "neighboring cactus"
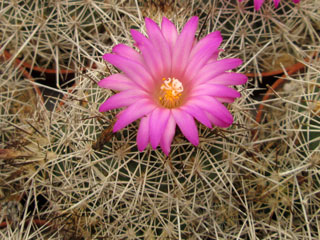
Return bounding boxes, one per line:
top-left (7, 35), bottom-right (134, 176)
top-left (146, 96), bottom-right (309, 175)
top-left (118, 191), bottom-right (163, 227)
top-left (212, 0), bottom-right (320, 74)
top-left (299, 73), bottom-right (320, 152)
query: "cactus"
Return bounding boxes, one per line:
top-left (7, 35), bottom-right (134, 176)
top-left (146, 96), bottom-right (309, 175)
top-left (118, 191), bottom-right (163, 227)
top-left (0, 0), bottom-right (319, 239)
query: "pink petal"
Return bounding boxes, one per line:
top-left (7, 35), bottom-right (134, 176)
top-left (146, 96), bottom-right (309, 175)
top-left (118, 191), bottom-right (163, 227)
top-left (188, 31), bottom-right (222, 60)
top-left (137, 116), bottom-right (150, 151)
top-left (292, 0), bottom-right (300, 3)
top-left (206, 73), bottom-right (248, 85)
top-left (273, 0), bottom-right (280, 8)
top-left (145, 18), bottom-right (171, 77)
top-left (112, 44), bottom-right (143, 64)
top-left (149, 108), bottom-right (170, 149)
top-left (191, 84), bottom-right (241, 98)
top-left (195, 58), bottom-right (243, 85)
top-left (172, 16), bottom-right (198, 77)
top-left (99, 90), bottom-right (148, 112)
top-left (172, 108), bottom-right (199, 146)
top-left (255, 0), bottom-right (264, 10)
top-left (180, 105), bottom-right (212, 128)
top-left (215, 97), bottom-right (235, 103)
top-left (207, 49), bottom-right (221, 64)
top-left (187, 96), bottom-right (233, 126)
top-left (184, 31), bottom-right (223, 81)
top-left (130, 29), bottom-right (163, 78)
top-left (161, 17), bottom-right (178, 53)
top-left (103, 54), bottom-right (153, 91)
top-left (98, 74), bottom-right (136, 91)
top-left (160, 113), bottom-right (176, 156)
top-left (205, 112), bottom-right (232, 128)
top-left (113, 99), bottom-right (157, 132)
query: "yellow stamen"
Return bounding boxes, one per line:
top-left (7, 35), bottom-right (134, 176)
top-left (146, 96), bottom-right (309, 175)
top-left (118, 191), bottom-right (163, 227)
top-left (159, 77), bottom-right (184, 108)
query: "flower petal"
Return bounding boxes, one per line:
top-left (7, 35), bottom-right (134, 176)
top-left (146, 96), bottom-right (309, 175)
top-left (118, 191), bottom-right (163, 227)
top-left (255, 0), bottom-right (264, 10)
top-left (113, 99), bottom-right (157, 132)
top-left (161, 17), bottom-right (178, 53)
top-left (130, 29), bottom-right (163, 78)
top-left (112, 44), bottom-right (143, 64)
top-left (195, 58), bottom-right (243, 85)
top-left (103, 54), bottom-right (153, 91)
top-left (188, 31), bottom-right (222, 60)
top-left (145, 18), bottom-right (171, 77)
top-left (160, 113), bottom-right (176, 156)
top-left (180, 105), bottom-right (212, 128)
top-left (207, 49), bottom-right (224, 64)
top-left (137, 116), bottom-right (150, 151)
top-left (184, 31), bottom-right (223, 81)
top-left (273, 0), bottom-right (280, 8)
top-left (215, 97), bottom-right (236, 103)
top-left (206, 73), bottom-right (248, 85)
top-left (205, 111), bottom-right (232, 128)
top-left (172, 108), bottom-right (199, 146)
top-left (187, 96), bottom-right (234, 126)
top-left (191, 84), bottom-right (241, 98)
top-left (149, 108), bottom-right (170, 149)
top-left (172, 16), bottom-right (198, 77)
top-left (99, 90), bottom-right (148, 112)
top-left (98, 74), bottom-right (136, 91)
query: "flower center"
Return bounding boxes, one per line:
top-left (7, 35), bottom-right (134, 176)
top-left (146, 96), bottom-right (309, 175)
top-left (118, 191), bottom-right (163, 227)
top-left (159, 77), bottom-right (184, 108)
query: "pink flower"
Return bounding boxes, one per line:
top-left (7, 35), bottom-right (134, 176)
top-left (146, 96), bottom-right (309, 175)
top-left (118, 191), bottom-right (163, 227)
top-left (98, 17), bottom-right (247, 155)
top-left (239, 0), bottom-right (300, 10)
